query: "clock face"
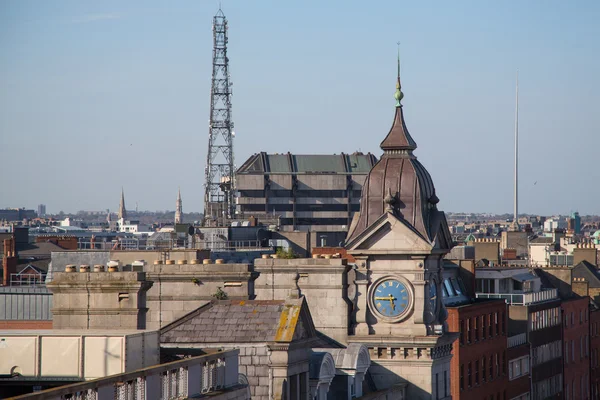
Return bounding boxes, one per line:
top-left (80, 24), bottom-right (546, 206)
top-left (372, 278), bottom-right (411, 318)
top-left (429, 281), bottom-right (438, 311)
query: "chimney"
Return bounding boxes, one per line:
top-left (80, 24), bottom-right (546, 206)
top-left (2, 238), bottom-right (17, 286)
top-left (572, 277), bottom-right (589, 298)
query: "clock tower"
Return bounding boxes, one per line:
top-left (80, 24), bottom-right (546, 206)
top-left (345, 54), bottom-right (457, 399)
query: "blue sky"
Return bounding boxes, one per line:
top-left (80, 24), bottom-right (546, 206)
top-left (1, 1), bottom-right (599, 215)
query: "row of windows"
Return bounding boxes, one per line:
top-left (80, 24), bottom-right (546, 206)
top-left (565, 374), bottom-right (590, 400)
top-left (239, 189), bottom-right (363, 198)
top-left (532, 340), bottom-right (561, 367)
top-left (564, 308), bottom-right (589, 328)
top-left (533, 373), bottom-right (562, 400)
top-left (508, 356), bottom-right (530, 380)
top-left (240, 203), bottom-right (360, 212)
top-left (279, 218), bottom-right (350, 226)
top-left (459, 351), bottom-right (506, 390)
top-left (459, 312), bottom-right (505, 345)
top-left (530, 307), bottom-right (560, 331)
top-left (565, 336), bottom-right (589, 364)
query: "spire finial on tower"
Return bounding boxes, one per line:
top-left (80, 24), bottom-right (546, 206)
top-left (394, 42), bottom-right (404, 107)
top-left (511, 70), bottom-right (520, 232)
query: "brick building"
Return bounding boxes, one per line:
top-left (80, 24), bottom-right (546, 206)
top-left (446, 299), bottom-right (508, 399)
top-left (591, 307), bottom-right (600, 398)
top-left (562, 295), bottom-right (590, 399)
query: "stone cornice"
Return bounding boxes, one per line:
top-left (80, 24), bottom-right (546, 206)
top-left (146, 273), bottom-right (256, 282)
top-left (253, 265), bottom-right (350, 275)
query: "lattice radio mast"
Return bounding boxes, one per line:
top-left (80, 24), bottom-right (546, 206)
top-left (203, 7), bottom-right (235, 226)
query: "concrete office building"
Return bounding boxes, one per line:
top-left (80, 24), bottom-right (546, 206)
top-left (235, 152), bottom-right (377, 246)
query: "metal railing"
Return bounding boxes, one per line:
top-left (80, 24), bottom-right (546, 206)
top-left (10, 273), bottom-right (47, 287)
top-left (508, 333), bottom-right (527, 348)
top-left (11, 349), bottom-right (245, 400)
top-left (476, 288), bottom-right (558, 305)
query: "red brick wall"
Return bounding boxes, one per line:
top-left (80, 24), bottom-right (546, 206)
top-left (35, 236), bottom-right (78, 250)
top-left (562, 296), bottom-right (591, 400)
top-left (0, 320), bottom-right (52, 329)
top-left (590, 309), bottom-right (600, 398)
top-left (447, 300), bottom-right (509, 400)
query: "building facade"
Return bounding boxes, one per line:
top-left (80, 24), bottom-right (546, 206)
top-left (235, 152), bottom-right (377, 244)
top-left (562, 296), bottom-right (590, 400)
top-left (446, 300), bottom-right (508, 400)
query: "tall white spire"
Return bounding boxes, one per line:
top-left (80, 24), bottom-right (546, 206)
top-left (175, 187), bottom-right (183, 224)
top-left (511, 71), bottom-right (520, 232)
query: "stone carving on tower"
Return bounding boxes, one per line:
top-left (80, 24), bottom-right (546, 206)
top-left (345, 53), bottom-right (457, 399)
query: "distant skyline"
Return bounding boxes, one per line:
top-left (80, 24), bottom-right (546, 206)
top-left (1, 1), bottom-right (599, 215)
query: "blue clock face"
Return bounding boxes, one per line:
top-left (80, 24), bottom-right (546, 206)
top-left (372, 279), bottom-right (411, 318)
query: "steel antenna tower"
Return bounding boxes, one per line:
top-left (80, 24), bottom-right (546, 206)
top-left (203, 7), bottom-right (235, 226)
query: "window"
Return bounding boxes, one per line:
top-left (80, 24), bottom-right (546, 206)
top-left (571, 311), bottom-right (574, 325)
top-left (502, 351), bottom-right (506, 374)
top-left (566, 383), bottom-right (569, 400)
top-left (566, 342), bottom-right (569, 364)
top-left (460, 364), bottom-right (464, 390)
top-left (489, 356), bottom-right (494, 380)
top-left (467, 318), bottom-right (472, 344)
top-left (475, 317), bottom-right (479, 341)
top-left (532, 340), bottom-right (562, 366)
top-left (572, 340), bottom-right (575, 362)
top-left (451, 278), bottom-right (462, 295)
top-left (475, 360), bottom-right (479, 385)
top-left (444, 279), bottom-right (456, 297)
top-left (482, 357), bottom-right (487, 382)
top-left (586, 335), bottom-right (589, 357)
top-left (460, 320), bottom-right (465, 345)
top-left (435, 373), bottom-right (439, 400)
top-left (501, 312), bottom-right (506, 335)
top-left (468, 362), bottom-right (472, 387)
top-left (480, 315), bottom-right (485, 341)
top-left (533, 373), bottom-right (562, 400)
top-left (488, 313), bottom-right (493, 338)
top-left (508, 356), bottom-right (530, 380)
top-left (495, 312), bottom-right (499, 335)
top-left (495, 354), bottom-right (499, 378)
top-left (530, 307), bottom-right (561, 331)
top-left (581, 337), bottom-right (584, 360)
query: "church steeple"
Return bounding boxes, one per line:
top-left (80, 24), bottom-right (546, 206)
top-left (118, 188), bottom-right (127, 220)
top-left (175, 187), bottom-right (183, 224)
top-left (379, 46), bottom-right (417, 153)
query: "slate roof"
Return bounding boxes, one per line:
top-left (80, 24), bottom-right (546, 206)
top-left (236, 152), bottom-right (377, 175)
top-left (161, 298), bottom-right (315, 344)
top-left (530, 236), bottom-right (554, 244)
top-left (572, 261), bottom-right (600, 288)
top-left (17, 241), bottom-right (65, 257)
